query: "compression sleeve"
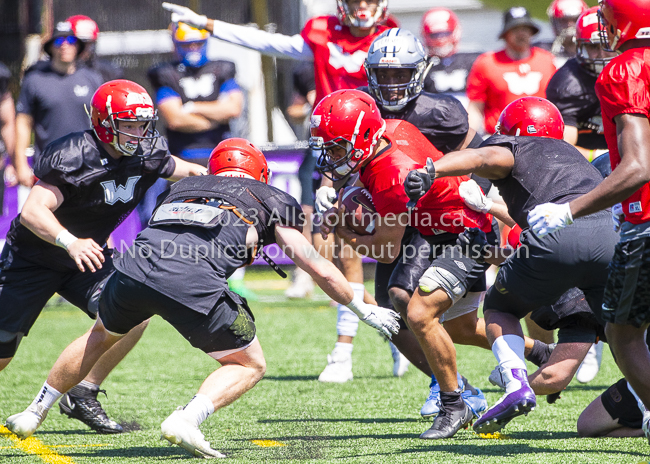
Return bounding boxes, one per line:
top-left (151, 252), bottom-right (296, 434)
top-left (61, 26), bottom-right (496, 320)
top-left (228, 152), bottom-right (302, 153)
top-left (211, 20), bottom-right (314, 61)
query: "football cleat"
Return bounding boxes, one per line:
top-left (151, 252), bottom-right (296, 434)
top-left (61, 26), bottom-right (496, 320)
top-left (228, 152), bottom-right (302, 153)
top-left (473, 368), bottom-right (536, 434)
top-left (420, 376), bottom-right (442, 418)
top-left (318, 349), bottom-right (353, 383)
top-left (389, 342), bottom-right (410, 377)
top-left (284, 268), bottom-right (314, 299)
top-left (643, 412), bottom-right (650, 445)
top-left (6, 403), bottom-right (49, 439)
top-left (462, 379), bottom-right (488, 418)
top-left (575, 341), bottom-right (603, 384)
top-left (59, 387), bottom-right (123, 434)
top-left (489, 365), bottom-right (506, 390)
top-left (420, 399), bottom-right (473, 439)
top-left (161, 409), bottom-right (225, 458)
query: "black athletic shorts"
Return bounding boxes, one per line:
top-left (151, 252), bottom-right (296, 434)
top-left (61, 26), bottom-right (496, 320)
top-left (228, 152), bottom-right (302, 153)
top-left (99, 271), bottom-right (256, 354)
top-left (602, 236), bottom-right (650, 327)
top-left (0, 246), bottom-right (114, 337)
top-left (484, 211), bottom-right (617, 320)
top-left (601, 378), bottom-right (644, 429)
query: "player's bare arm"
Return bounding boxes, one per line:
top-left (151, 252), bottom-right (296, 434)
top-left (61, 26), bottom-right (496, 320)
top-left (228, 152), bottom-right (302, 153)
top-left (13, 113), bottom-right (35, 187)
top-left (157, 97), bottom-right (214, 133)
top-left (527, 342), bottom-right (592, 395)
top-left (167, 156), bottom-right (208, 181)
top-left (336, 210), bottom-right (406, 263)
top-left (189, 90), bottom-right (244, 124)
top-left (20, 181), bottom-right (104, 273)
top-left (431, 145), bottom-right (514, 180)
top-left (569, 113), bottom-right (650, 219)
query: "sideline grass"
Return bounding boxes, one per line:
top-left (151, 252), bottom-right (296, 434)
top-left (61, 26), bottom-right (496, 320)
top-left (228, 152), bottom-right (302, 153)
top-left (1, 269), bottom-right (648, 463)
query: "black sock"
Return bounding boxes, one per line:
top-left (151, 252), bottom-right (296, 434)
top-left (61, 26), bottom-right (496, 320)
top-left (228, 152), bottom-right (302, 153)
top-left (525, 339), bottom-right (554, 367)
top-left (439, 390), bottom-right (464, 408)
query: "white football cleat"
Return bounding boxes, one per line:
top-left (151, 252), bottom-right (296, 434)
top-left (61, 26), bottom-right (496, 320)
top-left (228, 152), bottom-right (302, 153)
top-left (576, 341), bottom-right (604, 384)
top-left (643, 412), bottom-right (650, 445)
top-left (318, 349), bottom-right (353, 383)
top-left (284, 268), bottom-right (314, 299)
top-left (161, 409), bottom-right (225, 459)
top-left (489, 365), bottom-right (506, 390)
top-left (6, 403), bottom-right (49, 439)
top-left (389, 342), bottom-right (410, 377)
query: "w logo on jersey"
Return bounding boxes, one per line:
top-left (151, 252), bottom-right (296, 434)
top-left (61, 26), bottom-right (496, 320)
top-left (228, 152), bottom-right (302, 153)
top-left (502, 72), bottom-right (543, 96)
top-left (327, 43), bottom-right (367, 73)
top-left (431, 69), bottom-right (468, 92)
top-left (100, 176), bottom-right (141, 205)
top-left (179, 74), bottom-right (216, 99)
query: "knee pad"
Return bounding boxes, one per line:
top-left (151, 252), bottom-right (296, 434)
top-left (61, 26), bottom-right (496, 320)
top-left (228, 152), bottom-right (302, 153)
top-left (0, 330), bottom-right (24, 358)
top-left (337, 305), bottom-right (359, 337)
top-left (419, 266), bottom-right (467, 305)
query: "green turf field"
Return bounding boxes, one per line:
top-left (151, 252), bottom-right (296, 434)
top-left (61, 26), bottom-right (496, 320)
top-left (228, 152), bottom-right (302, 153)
top-left (1, 268), bottom-right (648, 463)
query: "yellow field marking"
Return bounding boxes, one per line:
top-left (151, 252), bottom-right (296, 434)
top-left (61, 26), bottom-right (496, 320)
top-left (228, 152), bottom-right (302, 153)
top-left (478, 432), bottom-right (510, 439)
top-left (251, 439), bottom-right (287, 447)
top-left (0, 424), bottom-right (76, 464)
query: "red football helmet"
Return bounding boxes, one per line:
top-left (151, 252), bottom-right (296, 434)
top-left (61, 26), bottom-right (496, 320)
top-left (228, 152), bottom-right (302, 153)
top-left (90, 80), bottom-right (159, 156)
top-left (598, 0), bottom-right (650, 51)
top-left (575, 7), bottom-right (615, 74)
top-left (208, 138), bottom-right (270, 183)
top-left (66, 15), bottom-right (99, 42)
top-left (495, 97), bottom-right (565, 139)
top-left (311, 89), bottom-right (386, 182)
top-left (420, 7), bottom-right (461, 58)
top-left (547, 0), bottom-right (588, 36)
top-left (336, 0), bottom-right (388, 28)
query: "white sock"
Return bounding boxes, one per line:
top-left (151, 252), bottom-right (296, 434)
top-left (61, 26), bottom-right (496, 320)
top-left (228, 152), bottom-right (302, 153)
top-left (32, 382), bottom-right (63, 411)
top-left (492, 335), bottom-right (527, 371)
top-left (182, 394), bottom-right (215, 428)
top-left (78, 380), bottom-right (100, 391)
top-left (336, 282), bottom-right (365, 337)
top-left (333, 341), bottom-right (353, 357)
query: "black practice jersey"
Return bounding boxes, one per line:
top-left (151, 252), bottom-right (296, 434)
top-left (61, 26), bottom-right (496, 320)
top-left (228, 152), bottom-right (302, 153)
top-left (6, 131), bottom-right (176, 271)
top-left (482, 134), bottom-right (604, 229)
top-left (360, 87), bottom-right (469, 154)
top-left (116, 175), bottom-right (303, 314)
top-left (423, 52), bottom-right (480, 102)
top-left (147, 61), bottom-right (238, 157)
top-left (546, 58), bottom-right (606, 150)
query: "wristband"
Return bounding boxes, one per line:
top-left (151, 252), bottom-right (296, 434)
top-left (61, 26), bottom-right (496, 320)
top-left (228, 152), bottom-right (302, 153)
top-left (55, 230), bottom-right (78, 250)
top-left (346, 295), bottom-right (365, 317)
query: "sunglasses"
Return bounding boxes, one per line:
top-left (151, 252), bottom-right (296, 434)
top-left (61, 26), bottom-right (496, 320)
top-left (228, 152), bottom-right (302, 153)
top-left (53, 36), bottom-right (78, 47)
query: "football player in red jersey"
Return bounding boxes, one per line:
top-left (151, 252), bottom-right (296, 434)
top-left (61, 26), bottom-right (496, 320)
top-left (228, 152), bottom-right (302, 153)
top-left (162, 0), bottom-right (402, 383)
top-left (312, 89), bottom-right (500, 439)
top-left (528, 0), bottom-right (650, 441)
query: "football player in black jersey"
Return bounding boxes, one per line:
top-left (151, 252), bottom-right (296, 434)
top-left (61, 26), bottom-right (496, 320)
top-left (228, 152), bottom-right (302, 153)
top-left (420, 7), bottom-right (481, 108)
top-left (5, 138), bottom-right (400, 458)
top-left (0, 80), bottom-right (206, 434)
top-left (405, 97), bottom-right (619, 434)
top-left (546, 6), bottom-right (616, 161)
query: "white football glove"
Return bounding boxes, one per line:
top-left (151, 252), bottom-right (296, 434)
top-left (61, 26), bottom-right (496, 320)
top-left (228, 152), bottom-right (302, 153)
top-left (162, 2), bottom-right (208, 29)
top-left (315, 186), bottom-right (337, 216)
top-left (347, 296), bottom-right (400, 339)
top-left (612, 203), bottom-right (624, 233)
top-left (458, 179), bottom-right (493, 214)
top-left (527, 202), bottom-right (573, 237)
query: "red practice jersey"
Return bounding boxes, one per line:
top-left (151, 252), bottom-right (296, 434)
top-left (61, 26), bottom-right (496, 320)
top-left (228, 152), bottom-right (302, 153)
top-left (596, 47), bottom-right (650, 224)
top-left (466, 47), bottom-right (557, 134)
top-left (301, 16), bottom-right (390, 105)
top-left (359, 119), bottom-right (493, 237)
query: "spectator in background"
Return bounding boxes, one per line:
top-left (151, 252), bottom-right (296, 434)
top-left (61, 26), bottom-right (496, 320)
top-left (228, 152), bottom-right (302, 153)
top-left (14, 21), bottom-right (103, 189)
top-left (66, 15), bottom-right (124, 82)
top-left (420, 7), bottom-right (481, 108)
top-left (538, 0), bottom-right (588, 66)
top-left (147, 21), bottom-right (248, 297)
top-left (0, 63), bottom-right (17, 223)
top-left (466, 7), bottom-right (557, 136)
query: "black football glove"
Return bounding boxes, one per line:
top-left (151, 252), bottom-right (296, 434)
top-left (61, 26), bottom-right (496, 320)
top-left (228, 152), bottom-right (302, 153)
top-left (456, 227), bottom-right (489, 263)
top-left (405, 158), bottom-right (435, 208)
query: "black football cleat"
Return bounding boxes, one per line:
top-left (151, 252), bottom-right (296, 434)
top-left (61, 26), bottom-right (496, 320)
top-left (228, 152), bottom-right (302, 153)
top-left (59, 386), bottom-right (124, 434)
top-left (420, 398), bottom-right (473, 439)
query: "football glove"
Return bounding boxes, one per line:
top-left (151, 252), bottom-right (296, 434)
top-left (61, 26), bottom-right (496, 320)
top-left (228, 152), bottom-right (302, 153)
top-left (405, 158), bottom-right (435, 208)
top-left (315, 186), bottom-right (337, 216)
top-left (528, 202), bottom-right (573, 237)
top-left (162, 2), bottom-right (208, 29)
top-left (347, 297), bottom-right (400, 339)
top-left (458, 179), bottom-right (493, 214)
top-left (456, 227), bottom-right (489, 263)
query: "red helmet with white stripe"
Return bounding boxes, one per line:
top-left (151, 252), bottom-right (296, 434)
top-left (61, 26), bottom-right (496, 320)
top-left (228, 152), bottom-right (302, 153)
top-left (208, 138), bottom-right (270, 183)
top-left (336, 0), bottom-right (388, 28)
top-left (495, 97), bottom-right (564, 139)
top-left (310, 89), bottom-right (386, 182)
top-left (598, 0), bottom-right (650, 51)
top-left (420, 7), bottom-right (461, 58)
top-left (547, 0), bottom-right (588, 36)
top-left (576, 6), bottom-right (615, 74)
top-left (66, 15), bottom-right (99, 42)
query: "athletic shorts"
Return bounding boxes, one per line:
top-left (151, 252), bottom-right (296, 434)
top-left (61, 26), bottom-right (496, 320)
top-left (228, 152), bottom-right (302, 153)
top-left (0, 246), bottom-right (114, 337)
top-left (99, 271), bottom-right (256, 354)
top-left (601, 378), bottom-right (644, 429)
top-left (602, 236), bottom-right (650, 327)
top-left (484, 211), bottom-right (617, 320)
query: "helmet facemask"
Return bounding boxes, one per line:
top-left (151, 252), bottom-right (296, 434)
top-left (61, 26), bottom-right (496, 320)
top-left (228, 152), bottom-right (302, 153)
top-left (366, 61), bottom-right (431, 112)
top-left (313, 136), bottom-right (363, 183)
top-left (101, 95), bottom-right (159, 156)
top-left (597, 5), bottom-right (618, 52)
top-left (337, 0), bottom-right (387, 28)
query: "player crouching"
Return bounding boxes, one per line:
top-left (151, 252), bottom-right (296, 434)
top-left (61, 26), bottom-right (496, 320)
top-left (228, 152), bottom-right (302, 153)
top-left (5, 138), bottom-right (400, 458)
